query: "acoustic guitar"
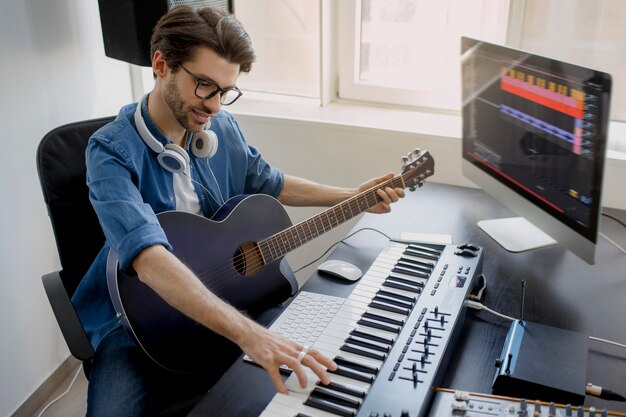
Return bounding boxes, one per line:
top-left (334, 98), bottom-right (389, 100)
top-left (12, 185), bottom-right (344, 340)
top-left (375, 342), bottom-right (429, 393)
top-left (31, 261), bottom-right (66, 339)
top-left (106, 149), bottom-right (434, 372)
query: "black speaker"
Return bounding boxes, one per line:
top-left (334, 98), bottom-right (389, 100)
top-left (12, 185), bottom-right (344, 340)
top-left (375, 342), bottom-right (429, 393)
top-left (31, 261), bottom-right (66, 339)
top-left (98, 0), bottom-right (233, 67)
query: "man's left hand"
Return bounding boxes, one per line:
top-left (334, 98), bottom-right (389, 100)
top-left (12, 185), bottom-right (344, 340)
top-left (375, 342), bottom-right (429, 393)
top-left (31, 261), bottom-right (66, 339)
top-left (356, 172), bottom-right (405, 214)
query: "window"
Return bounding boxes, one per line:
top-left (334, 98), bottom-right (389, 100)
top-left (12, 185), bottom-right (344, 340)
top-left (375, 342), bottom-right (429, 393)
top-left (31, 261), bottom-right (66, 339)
top-left (234, 0), bottom-right (320, 99)
top-left (232, 0), bottom-right (625, 149)
top-left (338, 0), bottom-right (510, 110)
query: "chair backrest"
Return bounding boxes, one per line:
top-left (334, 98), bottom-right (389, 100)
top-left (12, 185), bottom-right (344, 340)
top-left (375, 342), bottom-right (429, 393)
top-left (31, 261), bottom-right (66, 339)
top-left (37, 117), bottom-right (115, 296)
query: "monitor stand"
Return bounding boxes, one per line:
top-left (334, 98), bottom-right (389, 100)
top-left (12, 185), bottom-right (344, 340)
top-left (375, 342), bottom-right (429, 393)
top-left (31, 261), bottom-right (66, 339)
top-left (478, 217), bottom-right (557, 253)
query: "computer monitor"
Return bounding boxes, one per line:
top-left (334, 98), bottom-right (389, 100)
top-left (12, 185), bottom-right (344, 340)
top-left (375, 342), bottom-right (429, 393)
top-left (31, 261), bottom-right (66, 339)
top-left (461, 37), bottom-right (612, 264)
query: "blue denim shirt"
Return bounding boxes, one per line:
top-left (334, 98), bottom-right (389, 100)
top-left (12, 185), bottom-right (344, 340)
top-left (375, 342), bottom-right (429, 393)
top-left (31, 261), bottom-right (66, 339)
top-left (72, 100), bottom-right (284, 351)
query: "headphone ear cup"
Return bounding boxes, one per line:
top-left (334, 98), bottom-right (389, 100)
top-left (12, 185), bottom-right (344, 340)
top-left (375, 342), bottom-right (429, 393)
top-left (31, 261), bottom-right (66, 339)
top-left (190, 130), bottom-right (219, 159)
top-left (158, 143), bottom-right (190, 174)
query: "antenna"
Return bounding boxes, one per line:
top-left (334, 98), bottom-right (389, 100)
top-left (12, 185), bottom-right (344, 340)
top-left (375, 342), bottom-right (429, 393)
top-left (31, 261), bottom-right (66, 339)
top-left (519, 279), bottom-right (526, 323)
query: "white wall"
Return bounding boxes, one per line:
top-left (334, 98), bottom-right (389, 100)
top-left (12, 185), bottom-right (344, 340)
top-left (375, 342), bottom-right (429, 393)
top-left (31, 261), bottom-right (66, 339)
top-left (0, 0), bottom-right (132, 415)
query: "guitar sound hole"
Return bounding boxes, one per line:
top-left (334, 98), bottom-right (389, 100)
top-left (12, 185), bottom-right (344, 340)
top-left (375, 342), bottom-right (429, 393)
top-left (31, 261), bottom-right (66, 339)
top-left (233, 242), bottom-right (264, 277)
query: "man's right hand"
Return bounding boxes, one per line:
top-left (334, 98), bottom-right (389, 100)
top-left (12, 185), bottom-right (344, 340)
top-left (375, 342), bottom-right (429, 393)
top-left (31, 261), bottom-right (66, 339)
top-left (238, 321), bottom-right (337, 394)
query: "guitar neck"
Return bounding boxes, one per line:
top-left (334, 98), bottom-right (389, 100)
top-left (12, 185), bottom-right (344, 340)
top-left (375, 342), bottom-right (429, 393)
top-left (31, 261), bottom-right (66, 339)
top-left (258, 175), bottom-right (405, 263)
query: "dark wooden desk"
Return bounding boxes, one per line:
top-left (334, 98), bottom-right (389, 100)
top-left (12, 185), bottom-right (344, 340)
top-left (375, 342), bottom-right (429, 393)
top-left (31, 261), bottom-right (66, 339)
top-left (189, 183), bottom-right (626, 416)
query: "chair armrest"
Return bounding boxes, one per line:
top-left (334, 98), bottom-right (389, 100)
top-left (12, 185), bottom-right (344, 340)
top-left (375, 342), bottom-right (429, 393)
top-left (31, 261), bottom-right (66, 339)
top-left (42, 271), bottom-right (95, 360)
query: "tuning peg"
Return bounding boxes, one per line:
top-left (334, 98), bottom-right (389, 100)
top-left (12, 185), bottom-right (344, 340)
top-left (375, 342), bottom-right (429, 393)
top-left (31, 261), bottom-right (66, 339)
top-left (412, 148), bottom-right (421, 156)
top-left (409, 186), bottom-right (416, 191)
top-left (401, 155), bottom-right (410, 164)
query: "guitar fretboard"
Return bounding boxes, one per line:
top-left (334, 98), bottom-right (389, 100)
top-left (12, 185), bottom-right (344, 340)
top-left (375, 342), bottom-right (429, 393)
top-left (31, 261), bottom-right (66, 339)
top-left (259, 176), bottom-right (405, 262)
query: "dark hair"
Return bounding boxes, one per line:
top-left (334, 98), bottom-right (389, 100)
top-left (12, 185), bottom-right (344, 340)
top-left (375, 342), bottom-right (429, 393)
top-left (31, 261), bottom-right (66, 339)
top-left (150, 6), bottom-right (256, 73)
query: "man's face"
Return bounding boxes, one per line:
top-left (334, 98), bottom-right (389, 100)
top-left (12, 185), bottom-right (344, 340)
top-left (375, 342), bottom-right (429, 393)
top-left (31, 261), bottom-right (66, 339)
top-left (163, 47), bottom-right (240, 133)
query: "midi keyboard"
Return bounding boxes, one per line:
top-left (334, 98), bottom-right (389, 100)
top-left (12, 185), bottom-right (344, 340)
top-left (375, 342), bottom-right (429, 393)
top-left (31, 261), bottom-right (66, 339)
top-left (260, 240), bottom-right (484, 417)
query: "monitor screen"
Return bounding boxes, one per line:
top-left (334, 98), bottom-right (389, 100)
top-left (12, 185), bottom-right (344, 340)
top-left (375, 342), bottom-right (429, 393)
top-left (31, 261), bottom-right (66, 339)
top-left (461, 37), bottom-right (612, 264)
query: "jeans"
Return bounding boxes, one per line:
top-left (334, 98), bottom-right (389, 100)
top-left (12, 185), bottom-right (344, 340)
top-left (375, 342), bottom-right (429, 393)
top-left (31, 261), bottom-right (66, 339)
top-left (86, 305), bottom-right (284, 417)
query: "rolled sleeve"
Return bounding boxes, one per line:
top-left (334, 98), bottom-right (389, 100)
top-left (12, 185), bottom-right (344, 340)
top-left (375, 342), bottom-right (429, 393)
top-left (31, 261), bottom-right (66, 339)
top-left (86, 134), bottom-right (172, 271)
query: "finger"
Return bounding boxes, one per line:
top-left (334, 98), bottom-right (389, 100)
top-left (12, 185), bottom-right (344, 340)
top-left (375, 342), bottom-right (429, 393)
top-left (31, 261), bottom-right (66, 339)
top-left (376, 188), bottom-right (392, 204)
top-left (308, 348), bottom-right (337, 371)
top-left (384, 187), bottom-right (399, 202)
top-left (290, 359), bottom-right (309, 388)
top-left (303, 355), bottom-right (332, 385)
top-left (268, 367), bottom-right (288, 394)
top-left (395, 188), bottom-right (406, 198)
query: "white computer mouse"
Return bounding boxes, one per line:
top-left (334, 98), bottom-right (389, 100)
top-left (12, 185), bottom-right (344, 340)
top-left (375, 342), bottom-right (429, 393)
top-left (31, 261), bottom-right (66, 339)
top-left (317, 259), bottom-right (362, 282)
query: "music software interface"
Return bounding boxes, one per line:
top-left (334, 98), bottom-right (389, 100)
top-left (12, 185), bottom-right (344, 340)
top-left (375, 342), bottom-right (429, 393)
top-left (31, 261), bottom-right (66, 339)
top-left (462, 39), bottom-right (611, 240)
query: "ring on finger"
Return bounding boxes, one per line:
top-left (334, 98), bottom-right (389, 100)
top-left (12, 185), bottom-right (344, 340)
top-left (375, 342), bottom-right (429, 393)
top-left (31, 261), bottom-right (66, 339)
top-left (296, 345), bottom-right (310, 363)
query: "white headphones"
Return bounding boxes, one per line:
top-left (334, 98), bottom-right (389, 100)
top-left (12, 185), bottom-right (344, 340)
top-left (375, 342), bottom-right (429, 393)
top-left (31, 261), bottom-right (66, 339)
top-left (134, 94), bottom-right (218, 174)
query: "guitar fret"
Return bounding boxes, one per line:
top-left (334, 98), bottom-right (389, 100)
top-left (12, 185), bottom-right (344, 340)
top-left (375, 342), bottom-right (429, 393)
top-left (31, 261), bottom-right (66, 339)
top-left (322, 211), bottom-right (330, 232)
top-left (320, 214), bottom-right (328, 232)
top-left (267, 237), bottom-right (277, 261)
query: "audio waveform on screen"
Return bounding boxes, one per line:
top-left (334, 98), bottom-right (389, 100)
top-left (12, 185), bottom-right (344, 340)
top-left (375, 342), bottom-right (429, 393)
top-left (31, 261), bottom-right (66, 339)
top-left (500, 68), bottom-right (585, 154)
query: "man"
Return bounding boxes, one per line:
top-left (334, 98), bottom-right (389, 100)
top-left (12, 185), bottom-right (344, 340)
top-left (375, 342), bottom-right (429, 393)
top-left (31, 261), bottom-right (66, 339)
top-left (74, 5), bottom-right (404, 416)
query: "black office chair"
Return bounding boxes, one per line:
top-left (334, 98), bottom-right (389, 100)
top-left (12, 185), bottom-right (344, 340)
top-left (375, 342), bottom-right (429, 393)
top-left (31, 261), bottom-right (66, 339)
top-left (37, 116), bottom-right (115, 376)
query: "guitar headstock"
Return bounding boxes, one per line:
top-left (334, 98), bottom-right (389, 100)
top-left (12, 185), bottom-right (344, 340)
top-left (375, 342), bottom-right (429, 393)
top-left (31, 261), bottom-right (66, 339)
top-left (400, 149), bottom-right (435, 191)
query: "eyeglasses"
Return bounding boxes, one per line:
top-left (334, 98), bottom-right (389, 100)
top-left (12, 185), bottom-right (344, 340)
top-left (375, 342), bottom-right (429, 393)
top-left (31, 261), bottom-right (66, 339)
top-left (178, 64), bottom-right (243, 106)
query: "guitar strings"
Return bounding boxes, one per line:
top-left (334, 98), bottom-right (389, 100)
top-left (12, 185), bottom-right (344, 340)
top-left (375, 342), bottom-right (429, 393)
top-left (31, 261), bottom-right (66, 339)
top-left (192, 189), bottom-right (385, 294)
top-left (192, 174), bottom-right (408, 291)
top-left (200, 158), bottom-right (430, 293)
top-left (190, 176), bottom-right (404, 292)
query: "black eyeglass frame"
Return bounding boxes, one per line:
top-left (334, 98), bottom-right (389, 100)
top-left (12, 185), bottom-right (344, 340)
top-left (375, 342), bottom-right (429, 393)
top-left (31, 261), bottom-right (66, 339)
top-left (178, 64), bottom-right (243, 105)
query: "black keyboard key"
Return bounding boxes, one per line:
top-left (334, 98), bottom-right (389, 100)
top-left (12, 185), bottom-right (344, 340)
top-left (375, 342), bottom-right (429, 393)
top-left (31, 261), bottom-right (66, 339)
top-left (350, 328), bottom-right (394, 345)
top-left (369, 300), bottom-right (409, 316)
top-left (304, 396), bottom-right (356, 417)
top-left (329, 365), bottom-right (375, 383)
top-left (345, 335), bottom-right (390, 353)
top-left (334, 355), bottom-right (379, 375)
top-left (397, 259), bottom-right (431, 274)
top-left (320, 381), bottom-right (366, 399)
top-left (382, 280), bottom-right (422, 294)
top-left (340, 343), bottom-right (387, 361)
top-left (362, 312), bottom-right (404, 327)
top-left (399, 255), bottom-right (435, 269)
top-left (392, 265), bottom-right (429, 278)
top-left (358, 318), bottom-right (400, 334)
top-left (405, 248), bottom-right (439, 261)
top-left (377, 289), bottom-right (416, 303)
top-left (372, 294), bottom-right (413, 310)
top-left (311, 386), bottom-right (362, 409)
top-left (407, 243), bottom-right (441, 255)
top-left (388, 273), bottom-right (425, 287)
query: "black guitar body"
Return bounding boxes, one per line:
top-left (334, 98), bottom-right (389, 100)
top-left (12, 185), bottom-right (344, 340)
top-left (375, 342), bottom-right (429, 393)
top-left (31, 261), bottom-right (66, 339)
top-left (106, 194), bottom-right (298, 373)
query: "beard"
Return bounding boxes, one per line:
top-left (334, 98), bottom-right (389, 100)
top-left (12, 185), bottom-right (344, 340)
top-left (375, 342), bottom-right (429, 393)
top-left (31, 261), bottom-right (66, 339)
top-left (163, 77), bottom-right (208, 133)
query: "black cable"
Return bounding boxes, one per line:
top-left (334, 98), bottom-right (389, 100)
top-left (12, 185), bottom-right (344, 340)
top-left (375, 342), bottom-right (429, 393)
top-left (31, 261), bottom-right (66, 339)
top-left (292, 227), bottom-right (391, 274)
top-left (602, 212), bottom-right (626, 229)
top-left (600, 389), bottom-right (626, 402)
top-left (586, 383), bottom-right (626, 402)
